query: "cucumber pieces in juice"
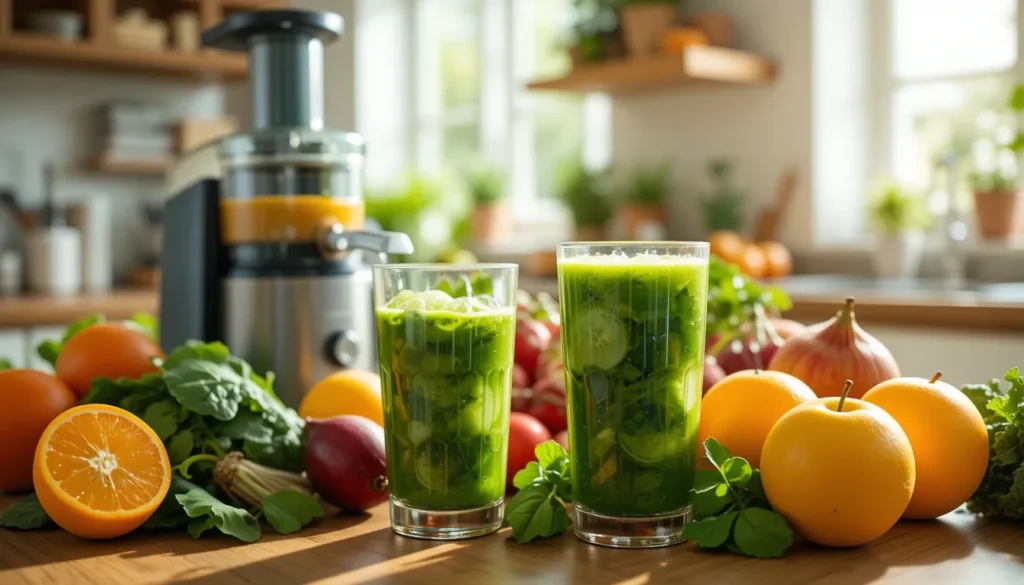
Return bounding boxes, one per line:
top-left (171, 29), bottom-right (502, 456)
top-left (376, 289), bottom-right (515, 510)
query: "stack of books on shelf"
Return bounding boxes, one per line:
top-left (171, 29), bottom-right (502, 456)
top-left (94, 102), bottom-right (173, 169)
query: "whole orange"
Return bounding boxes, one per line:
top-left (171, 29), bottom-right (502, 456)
top-left (862, 372), bottom-right (989, 519)
top-left (698, 369), bottom-right (816, 469)
top-left (299, 370), bottom-right (384, 426)
top-left (709, 231), bottom-right (746, 265)
top-left (0, 369), bottom-right (76, 493)
top-left (761, 384), bottom-right (915, 547)
top-left (56, 323), bottom-right (164, 398)
top-left (758, 241), bottom-right (793, 278)
top-left (736, 243), bottom-right (768, 279)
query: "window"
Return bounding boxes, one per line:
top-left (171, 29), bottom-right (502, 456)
top-left (357, 0), bottom-right (598, 229)
top-left (883, 0), bottom-right (1019, 199)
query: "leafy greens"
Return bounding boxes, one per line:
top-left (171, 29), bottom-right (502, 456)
top-left (706, 255), bottom-right (791, 339)
top-left (504, 441), bottom-right (573, 543)
top-left (962, 367), bottom-right (1024, 519)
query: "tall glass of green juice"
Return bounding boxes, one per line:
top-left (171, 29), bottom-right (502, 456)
top-left (557, 242), bottom-right (709, 548)
top-left (372, 264), bottom-right (518, 540)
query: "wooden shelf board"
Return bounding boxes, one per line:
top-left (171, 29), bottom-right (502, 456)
top-left (0, 34), bottom-right (247, 80)
top-left (87, 157), bottom-right (171, 176)
top-left (180, 0), bottom-right (287, 8)
top-left (526, 46), bottom-right (776, 95)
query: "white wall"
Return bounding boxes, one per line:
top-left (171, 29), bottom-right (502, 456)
top-left (0, 69), bottom-right (228, 280)
top-left (611, 0), bottom-right (814, 249)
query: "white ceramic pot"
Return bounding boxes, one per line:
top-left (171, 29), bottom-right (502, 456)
top-left (873, 231), bottom-right (925, 279)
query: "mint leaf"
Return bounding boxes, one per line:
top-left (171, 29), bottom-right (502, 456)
top-left (36, 340), bottom-right (61, 369)
top-left (732, 508), bottom-right (793, 559)
top-left (165, 361), bottom-right (244, 421)
top-left (163, 341), bottom-right (231, 370)
top-left (535, 441), bottom-right (568, 469)
top-left (721, 457), bottom-right (752, 488)
top-left (683, 510), bottom-right (737, 548)
top-left (176, 487), bottom-right (261, 542)
top-left (262, 491), bottom-right (324, 535)
top-left (167, 429), bottom-right (195, 465)
top-left (143, 400), bottom-right (180, 440)
top-left (704, 438), bottom-right (731, 470)
top-left (0, 358), bottom-right (12, 371)
top-left (513, 461), bottom-right (543, 490)
top-left (0, 494), bottom-right (55, 530)
top-left (693, 482), bottom-right (731, 516)
top-left (746, 470), bottom-right (768, 505)
top-left (504, 483), bottom-right (570, 544)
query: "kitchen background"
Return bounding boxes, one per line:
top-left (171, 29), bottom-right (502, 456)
top-left (0, 0), bottom-right (1022, 383)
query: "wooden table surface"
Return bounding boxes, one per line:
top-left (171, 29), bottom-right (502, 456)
top-left (2, 498), bottom-right (1022, 585)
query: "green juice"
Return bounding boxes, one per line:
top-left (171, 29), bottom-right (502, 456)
top-left (376, 291), bottom-right (515, 510)
top-left (558, 256), bottom-right (709, 517)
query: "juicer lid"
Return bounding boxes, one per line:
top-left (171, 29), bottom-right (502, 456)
top-left (220, 128), bottom-right (366, 167)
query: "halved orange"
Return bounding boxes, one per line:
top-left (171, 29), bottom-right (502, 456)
top-left (33, 404), bottom-right (171, 539)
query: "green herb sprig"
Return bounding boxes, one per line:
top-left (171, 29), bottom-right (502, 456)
top-left (504, 441), bottom-right (573, 543)
top-left (683, 438), bottom-right (794, 558)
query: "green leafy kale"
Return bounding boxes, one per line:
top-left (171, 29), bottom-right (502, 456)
top-left (963, 367), bottom-right (1024, 519)
top-left (505, 441), bottom-right (573, 543)
top-left (706, 256), bottom-right (791, 339)
top-left (683, 438), bottom-right (794, 558)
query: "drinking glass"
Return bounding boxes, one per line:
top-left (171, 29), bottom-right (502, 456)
top-left (557, 242), bottom-right (710, 548)
top-left (372, 264), bottom-right (518, 540)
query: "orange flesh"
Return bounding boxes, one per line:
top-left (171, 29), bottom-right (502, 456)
top-left (44, 410), bottom-right (166, 512)
top-left (221, 196), bottom-right (366, 244)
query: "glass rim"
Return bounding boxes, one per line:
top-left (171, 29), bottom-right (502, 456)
top-left (372, 263), bottom-right (519, 271)
top-left (558, 241), bottom-right (710, 249)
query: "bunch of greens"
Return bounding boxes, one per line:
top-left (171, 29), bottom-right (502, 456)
top-left (466, 165), bottom-right (507, 205)
top-left (706, 255), bottom-right (792, 339)
top-left (683, 439), bottom-right (794, 558)
top-left (867, 178), bottom-right (931, 236)
top-left (0, 315), bottom-right (322, 542)
top-left (504, 441), bottom-right (573, 543)
top-left (702, 159), bottom-right (744, 233)
top-left (622, 161), bottom-right (673, 206)
top-left (557, 163), bottom-right (615, 230)
top-left (961, 367), bottom-right (1024, 519)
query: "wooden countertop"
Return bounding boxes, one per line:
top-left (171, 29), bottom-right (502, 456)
top-left (518, 276), bottom-right (1024, 332)
top-left (0, 290), bottom-right (158, 328)
top-left (1, 498), bottom-right (1022, 585)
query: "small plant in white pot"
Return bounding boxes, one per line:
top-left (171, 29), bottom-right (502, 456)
top-left (620, 0), bottom-right (679, 57)
top-left (467, 166), bottom-right (512, 246)
top-left (868, 179), bottom-right (931, 279)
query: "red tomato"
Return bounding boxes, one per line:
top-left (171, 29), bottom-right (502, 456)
top-left (529, 375), bottom-right (567, 434)
top-left (515, 318), bottom-right (552, 375)
top-left (512, 363), bottom-right (531, 389)
top-left (554, 430), bottom-right (569, 451)
top-left (506, 412), bottom-right (552, 491)
top-left (511, 386), bottom-right (533, 413)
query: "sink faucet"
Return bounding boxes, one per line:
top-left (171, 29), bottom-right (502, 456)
top-left (936, 151), bottom-right (968, 285)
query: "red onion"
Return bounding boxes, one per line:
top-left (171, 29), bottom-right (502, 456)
top-left (305, 415), bottom-right (389, 512)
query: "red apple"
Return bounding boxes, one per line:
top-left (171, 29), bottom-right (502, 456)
top-left (529, 374), bottom-right (567, 434)
top-left (515, 318), bottom-right (552, 375)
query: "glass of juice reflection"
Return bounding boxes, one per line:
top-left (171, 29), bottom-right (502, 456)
top-left (372, 264), bottom-right (518, 540)
top-left (557, 242), bottom-right (709, 548)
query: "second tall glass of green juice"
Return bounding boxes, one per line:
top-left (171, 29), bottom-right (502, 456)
top-left (557, 242), bottom-right (709, 548)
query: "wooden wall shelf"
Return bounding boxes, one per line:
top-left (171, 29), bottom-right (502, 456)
top-left (0, 34), bottom-right (247, 80)
top-left (526, 46), bottom-right (776, 95)
top-left (87, 157), bottom-right (171, 176)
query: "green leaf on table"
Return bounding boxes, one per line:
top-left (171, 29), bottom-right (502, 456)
top-left (0, 494), bottom-right (55, 530)
top-left (163, 341), bottom-right (231, 370)
top-left (143, 400), bottom-right (181, 441)
top-left (176, 487), bottom-right (261, 542)
top-left (167, 429), bottom-right (196, 465)
top-left (215, 411), bottom-right (274, 444)
top-left (127, 313), bottom-right (159, 342)
top-left (143, 475), bottom-right (200, 530)
top-left (683, 510), bottom-right (738, 549)
top-left (165, 361), bottom-right (244, 421)
top-left (721, 457), bottom-right (752, 488)
top-left (704, 438), bottom-right (731, 470)
top-left (36, 340), bottom-right (61, 369)
top-left (513, 461), bottom-right (543, 490)
top-left (262, 491), bottom-right (324, 535)
top-left (0, 358), bottom-right (12, 371)
top-left (693, 484), bottom-right (731, 517)
top-left (732, 508), bottom-right (794, 559)
top-left (504, 483), bottom-right (571, 544)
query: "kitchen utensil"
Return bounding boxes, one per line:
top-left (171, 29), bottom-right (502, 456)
top-left (67, 197), bottom-right (113, 293)
top-left (25, 226), bottom-right (81, 297)
top-left (170, 12), bottom-right (201, 52)
top-left (161, 9), bottom-right (414, 410)
top-left (754, 168), bottom-right (798, 242)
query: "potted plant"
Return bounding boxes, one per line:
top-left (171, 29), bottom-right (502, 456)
top-left (868, 179), bottom-right (930, 279)
top-left (466, 166), bottom-right (512, 246)
top-left (559, 163), bottom-right (615, 240)
top-left (565, 0), bottom-right (624, 67)
top-left (620, 0), bottom-right (679, 57)
top-left (701, 159), bottom-right (744, 234)
top-left (970, 170), bottom-right (1023, 241)
top-left (620, 161), bottom-right (672, 239)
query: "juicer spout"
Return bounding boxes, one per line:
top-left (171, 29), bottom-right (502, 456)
top-left (318, 223), bottom-right (414, 261)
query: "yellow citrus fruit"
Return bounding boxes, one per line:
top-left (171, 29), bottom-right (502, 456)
top-left (698, 369), bottom-right (817, 469)
top-left (862, 372), bottom-right (989, 519)
top-left (299, 370), bottom-right (384, 426)
top-left (33, 404), bottom-right (171, 539)
top-left (761, 388), bottom-right (915, 547)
